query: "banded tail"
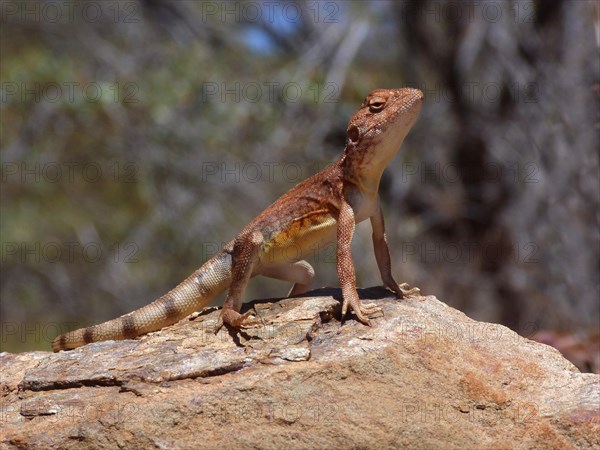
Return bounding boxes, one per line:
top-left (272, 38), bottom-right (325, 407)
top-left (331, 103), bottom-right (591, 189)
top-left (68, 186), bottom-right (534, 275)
top-left (52, 252), bottom-right (232, 352)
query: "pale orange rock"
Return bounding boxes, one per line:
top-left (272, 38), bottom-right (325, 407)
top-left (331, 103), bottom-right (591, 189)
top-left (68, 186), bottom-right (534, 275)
top-left (2, 289), bottom-right (598, 449)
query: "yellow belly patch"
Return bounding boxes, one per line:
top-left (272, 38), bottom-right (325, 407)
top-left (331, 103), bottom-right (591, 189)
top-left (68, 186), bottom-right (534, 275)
top-left (261, 210), bottom-right (337, 264)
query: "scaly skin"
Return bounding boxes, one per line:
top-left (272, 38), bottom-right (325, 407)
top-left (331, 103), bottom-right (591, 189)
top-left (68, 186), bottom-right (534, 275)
top-left (52, 87), bottom-right (423, 352)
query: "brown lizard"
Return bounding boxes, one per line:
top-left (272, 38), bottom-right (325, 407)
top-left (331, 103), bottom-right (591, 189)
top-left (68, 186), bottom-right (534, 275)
top-left (52, 87), bottom-right (424, 352)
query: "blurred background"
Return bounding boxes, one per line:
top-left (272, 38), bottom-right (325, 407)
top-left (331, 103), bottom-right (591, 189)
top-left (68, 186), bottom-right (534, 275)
top-left (1, 0), bottom-right (598, 371)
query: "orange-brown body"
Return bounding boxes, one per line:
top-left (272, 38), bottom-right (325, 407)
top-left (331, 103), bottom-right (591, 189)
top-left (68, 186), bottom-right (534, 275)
top-left (53, 88), bottom-right (423, 351)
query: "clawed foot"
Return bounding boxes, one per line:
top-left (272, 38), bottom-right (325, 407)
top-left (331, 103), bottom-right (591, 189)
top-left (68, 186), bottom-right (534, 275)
top-left (386, 281), bottom-right (421, 299)
top-left (341, 295), bottom-right (383, 326)
top-left (213, 308), bottom-right (261, 334)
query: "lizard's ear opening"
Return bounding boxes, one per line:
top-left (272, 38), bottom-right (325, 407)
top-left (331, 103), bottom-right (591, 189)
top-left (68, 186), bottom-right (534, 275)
top-left (347, 125), bottom-right (360, 143)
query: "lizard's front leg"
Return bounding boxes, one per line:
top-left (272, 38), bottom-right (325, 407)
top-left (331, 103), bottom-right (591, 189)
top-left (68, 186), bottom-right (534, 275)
top-left (370, 206), bottom-right (420, 298)
top-left (336, 201), bottom-right (382, 325)
top-left (215, 230), bottom-right (263, 333)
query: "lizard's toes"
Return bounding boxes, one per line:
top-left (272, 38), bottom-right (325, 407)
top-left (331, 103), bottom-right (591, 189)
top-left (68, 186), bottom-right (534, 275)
top-left (398, 283), bottom-right (421, 298)
top-left (352, 302), bottom-right (383, 325)
top-left (341, 295), bottom-right (382, 325)
top-left (216, 309), bottom-right (261, 332)
top-left (233, 309), bottom-right (259, 328)
top-left (361, 302), bottom-right (383, 318)
top-left (213, 316), bottom-right (224, 335)
top-left (237, 312), bottom-right (263, 329)
top-left (341, 296), bottom-right (350, 318)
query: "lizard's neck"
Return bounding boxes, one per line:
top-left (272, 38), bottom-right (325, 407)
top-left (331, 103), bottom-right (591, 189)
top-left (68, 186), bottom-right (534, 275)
top-left (339, 152), bottom-right (387, 197)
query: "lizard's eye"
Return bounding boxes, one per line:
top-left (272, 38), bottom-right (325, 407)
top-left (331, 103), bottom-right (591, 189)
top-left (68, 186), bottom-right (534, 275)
top-left (368, 98), bottom-right (386, 113)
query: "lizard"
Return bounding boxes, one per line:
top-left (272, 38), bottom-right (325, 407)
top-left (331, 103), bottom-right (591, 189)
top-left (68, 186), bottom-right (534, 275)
top-left (52, 87), bottom-right (424, 352)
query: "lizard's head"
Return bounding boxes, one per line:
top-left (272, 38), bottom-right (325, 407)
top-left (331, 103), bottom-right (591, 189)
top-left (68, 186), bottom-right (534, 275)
top-left (344, 88), bottom-right (423, 177)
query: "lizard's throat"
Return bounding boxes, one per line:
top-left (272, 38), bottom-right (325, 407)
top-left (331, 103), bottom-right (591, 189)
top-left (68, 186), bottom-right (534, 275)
top-left (342, 136), bottom-right (405, 195)
top-left (341, 154), bottom-right (389, 196)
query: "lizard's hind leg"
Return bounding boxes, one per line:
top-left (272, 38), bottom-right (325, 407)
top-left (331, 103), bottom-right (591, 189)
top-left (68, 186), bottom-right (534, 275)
top-left (215, 230), bottom-right (263, 333)
top-left (258, 260), bottom-right (315, 297)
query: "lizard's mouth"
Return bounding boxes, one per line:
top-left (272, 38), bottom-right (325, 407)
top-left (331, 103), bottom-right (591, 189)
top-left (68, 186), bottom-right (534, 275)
top-left (396, 88), bottom-right (424, 115)
top-left (401, 89), bottom-right (423, 118)
top-left (402, 88), bottom-right (424, 102)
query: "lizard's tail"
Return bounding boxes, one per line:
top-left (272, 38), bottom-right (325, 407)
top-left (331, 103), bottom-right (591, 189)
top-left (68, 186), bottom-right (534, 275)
top-left (52, 252), bottom-right (232, 352)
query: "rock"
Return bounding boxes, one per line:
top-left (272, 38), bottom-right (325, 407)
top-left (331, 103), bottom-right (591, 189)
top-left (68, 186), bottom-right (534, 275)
top-left (1, 288), bottom-right (598, 449)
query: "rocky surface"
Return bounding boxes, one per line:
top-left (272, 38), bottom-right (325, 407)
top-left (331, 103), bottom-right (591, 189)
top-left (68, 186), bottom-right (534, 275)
top-left (1, 288), bottom-right (598, 449)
